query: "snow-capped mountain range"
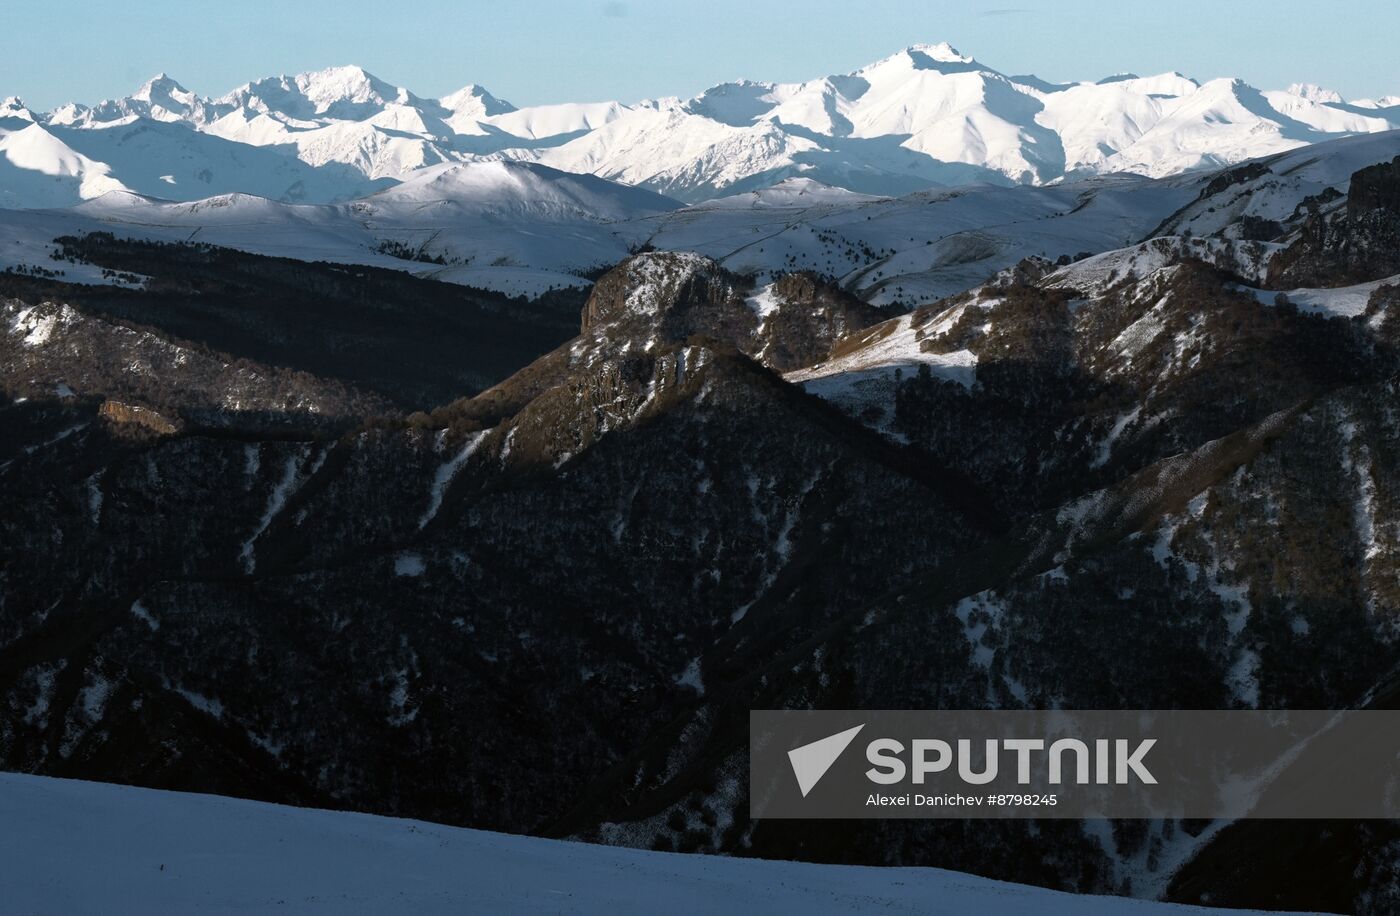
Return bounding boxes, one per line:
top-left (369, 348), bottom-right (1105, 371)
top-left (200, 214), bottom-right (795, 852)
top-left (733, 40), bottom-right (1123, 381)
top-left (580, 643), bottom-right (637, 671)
top-left (2, 42), bottom-right (1398, 207)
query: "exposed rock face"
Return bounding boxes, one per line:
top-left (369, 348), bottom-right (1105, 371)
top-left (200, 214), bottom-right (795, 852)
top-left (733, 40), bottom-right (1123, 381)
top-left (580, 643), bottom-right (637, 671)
top-left (581, 252), bottom-right (741, 333)
top-left (98, 399), bottom-right (180, 435)
top-left (1347, 155), bottom-right (1400, 218)
top-left (754, 273), bottom-right (886, 371)
top-left (579, 252), bottom-right (885, 372)
top-left (1268, 156), bottom-right (1400, 287)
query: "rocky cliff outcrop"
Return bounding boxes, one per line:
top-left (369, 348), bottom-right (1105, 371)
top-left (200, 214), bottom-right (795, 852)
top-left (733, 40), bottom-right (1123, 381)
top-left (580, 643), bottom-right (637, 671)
top-left (1268, 156), bottom-right (1400, 288)
top-left (579, 252), bottom-right (885, 371)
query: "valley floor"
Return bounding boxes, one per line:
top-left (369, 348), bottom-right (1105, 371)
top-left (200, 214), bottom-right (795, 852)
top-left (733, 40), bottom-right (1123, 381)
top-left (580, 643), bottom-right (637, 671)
top-left (0, 773), bottom-right (1315, 915)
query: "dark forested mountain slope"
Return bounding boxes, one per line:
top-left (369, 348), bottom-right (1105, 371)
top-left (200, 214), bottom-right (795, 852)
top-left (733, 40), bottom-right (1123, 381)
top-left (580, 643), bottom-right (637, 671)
top-left (6, 146), bottom-right (1400, 913)
top-left (3, 234), bottom-right (582, 410)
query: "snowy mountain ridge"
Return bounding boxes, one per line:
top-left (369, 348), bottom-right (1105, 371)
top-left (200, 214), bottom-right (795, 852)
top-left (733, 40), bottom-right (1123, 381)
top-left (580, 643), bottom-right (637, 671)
top-left (4, 127), bottom-right (1396, 301)
top-left (3, 44), bottom-right (1398, 207)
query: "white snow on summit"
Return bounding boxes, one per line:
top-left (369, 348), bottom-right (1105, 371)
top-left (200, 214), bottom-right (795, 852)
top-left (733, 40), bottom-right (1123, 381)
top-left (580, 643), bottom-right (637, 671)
top-left (2, 47), bottom-right (1397, 208)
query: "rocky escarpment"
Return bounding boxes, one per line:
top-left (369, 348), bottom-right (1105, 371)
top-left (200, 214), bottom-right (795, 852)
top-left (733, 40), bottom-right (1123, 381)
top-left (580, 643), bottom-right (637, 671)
top-left (1347, 154), bottom-right (1400, 215)
top-left (579, 252), bottom-right (885, 371)
top-left (1268, 155), bottom-right (1400, 288)
top-left (97, 399), bottom-right (181, 435)
top-left (753, 272), bottom-right (886, 370)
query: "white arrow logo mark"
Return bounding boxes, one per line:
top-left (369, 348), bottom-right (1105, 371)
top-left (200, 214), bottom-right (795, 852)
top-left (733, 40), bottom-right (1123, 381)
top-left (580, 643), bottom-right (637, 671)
top-left (787, 724), bottom-right (865, 797)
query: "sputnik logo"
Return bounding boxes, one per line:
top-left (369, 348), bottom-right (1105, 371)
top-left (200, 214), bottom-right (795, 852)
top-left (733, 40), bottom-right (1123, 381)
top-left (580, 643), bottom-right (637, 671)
top-left (787, 724), bottom-right (865, 797)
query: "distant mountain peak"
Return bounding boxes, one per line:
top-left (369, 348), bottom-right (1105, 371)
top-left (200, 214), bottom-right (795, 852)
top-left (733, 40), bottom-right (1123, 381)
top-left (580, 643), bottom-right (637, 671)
top-left (309, 63), bottom-right (374, 79)
top-left (205, 64), bottom-right (424, 122)
top-left (296, 64), bottom-right (383, 88)
top-left (132, 73), bottom-right (196, 107)
top-left (295, 64), bottom-right (405, 107)
top-left (864, 42), bottom-right (977, 70)
top-left (906, 41), bottom-right (971, 63)
top-left (136, 72), bottom-right (182, 92)
top-left (1, 96), bottom-right (33, 120)
top-left (439, 83), bottom-right (515, 117)
top-left (857, 41), bottom-right (988, 79)
top-left (1287, 82), bottom-right (1345, 104)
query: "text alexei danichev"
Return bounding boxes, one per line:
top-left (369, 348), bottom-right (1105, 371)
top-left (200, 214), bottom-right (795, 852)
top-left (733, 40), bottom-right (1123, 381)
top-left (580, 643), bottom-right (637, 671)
top-left (866, 793), bottom-right (1059, 808)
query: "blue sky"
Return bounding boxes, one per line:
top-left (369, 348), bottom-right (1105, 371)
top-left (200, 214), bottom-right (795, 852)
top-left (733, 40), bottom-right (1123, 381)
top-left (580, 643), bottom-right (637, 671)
top-left (5, 0), bottom-right (1397, 110)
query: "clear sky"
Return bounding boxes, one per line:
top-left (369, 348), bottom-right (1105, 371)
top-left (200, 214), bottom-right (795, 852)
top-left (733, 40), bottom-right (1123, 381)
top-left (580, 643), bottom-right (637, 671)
top-left (5, 0), bottom-right (1398, 111)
